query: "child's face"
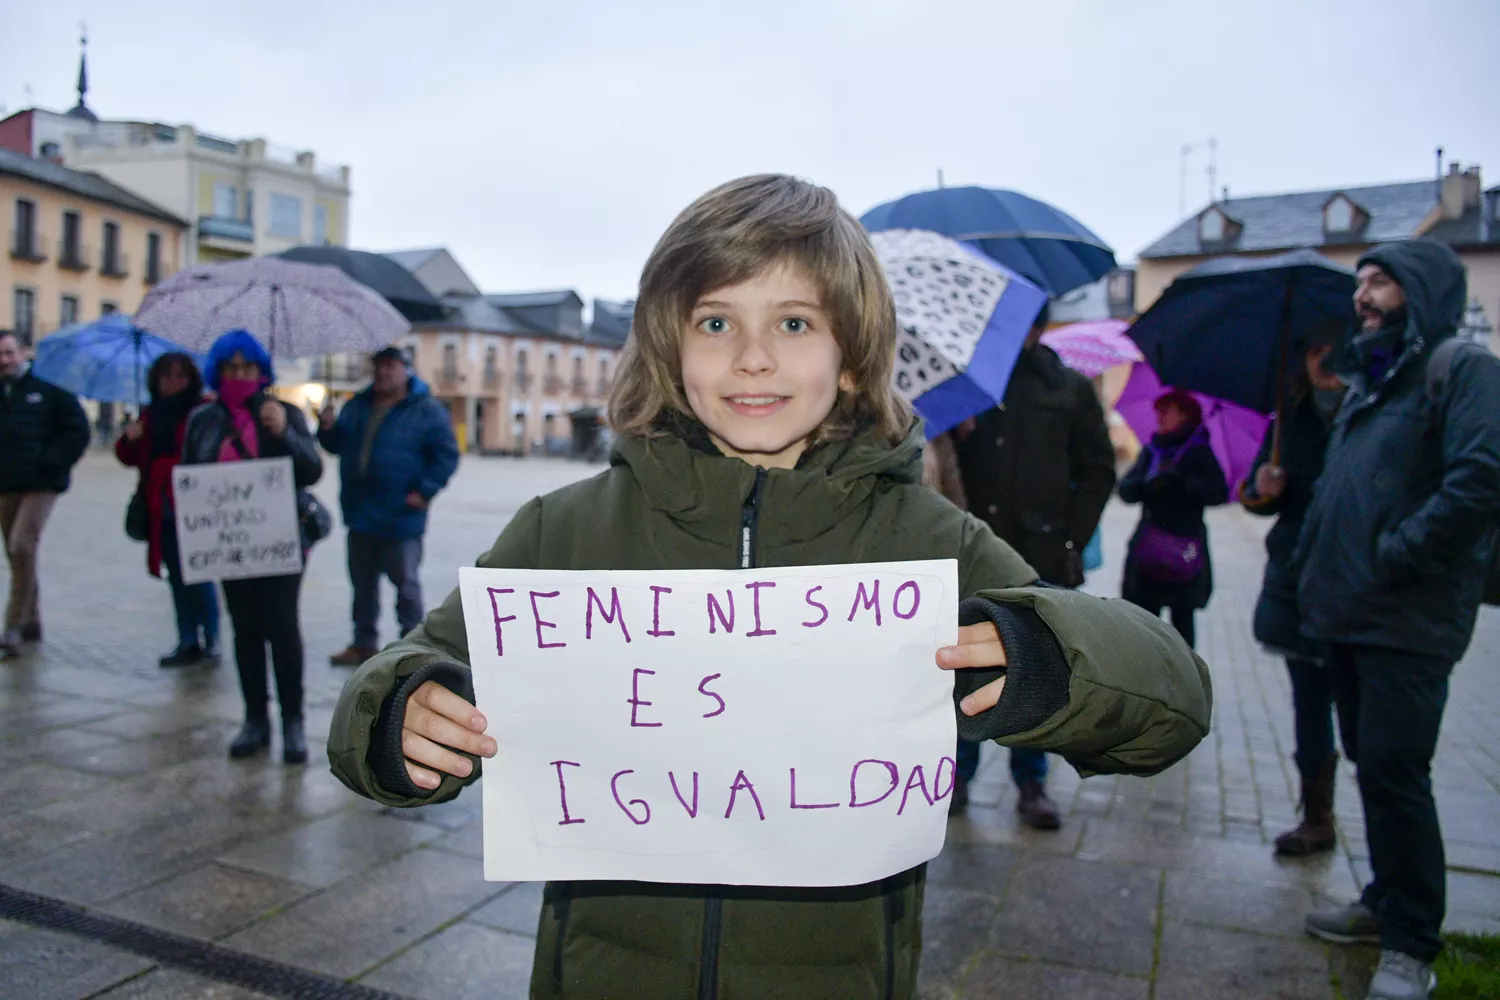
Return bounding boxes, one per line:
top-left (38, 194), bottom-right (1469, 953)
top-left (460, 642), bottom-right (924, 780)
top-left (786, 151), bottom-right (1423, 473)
top-left (680, 262), bottom-right (852, 469)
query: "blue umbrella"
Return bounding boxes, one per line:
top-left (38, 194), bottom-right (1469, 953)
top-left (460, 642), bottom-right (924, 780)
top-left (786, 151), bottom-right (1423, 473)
top-left (1126, 249), bottom-right (1356, 416)
top-left (861, 186), bottom-right (1116, 297)
top-left (31, 314), bottom-right (199, 405)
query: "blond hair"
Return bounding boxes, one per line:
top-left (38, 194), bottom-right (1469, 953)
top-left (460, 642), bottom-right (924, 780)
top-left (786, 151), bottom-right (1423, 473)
top-left (608, 174), bottom-right (911, 445)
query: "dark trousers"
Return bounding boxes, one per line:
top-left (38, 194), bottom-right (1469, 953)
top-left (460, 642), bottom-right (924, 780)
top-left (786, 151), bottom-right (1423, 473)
top-left (222, 574), bottom-right (305, 722)
top-left (348, 531), bottom-right (423, 648)
top-left (955, 741), bottom-right (1050, 787)
top-left (1329, 643), bottom-right (1452, 963)
top-left (1286, 656), bottom-right (1336, 780)
top-left (1124, 597), bottom-right (1196, 648)
top-left (161, 516), bottom-right (220, 650)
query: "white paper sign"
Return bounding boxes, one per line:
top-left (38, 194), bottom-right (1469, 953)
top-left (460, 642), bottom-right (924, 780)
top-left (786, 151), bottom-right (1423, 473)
top-left (172, 457), bottom-right (303, 585)
top-left (458, 559), bottom-right (960, 887)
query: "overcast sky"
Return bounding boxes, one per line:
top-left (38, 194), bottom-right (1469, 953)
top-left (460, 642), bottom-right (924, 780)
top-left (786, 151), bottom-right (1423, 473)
top-left (4, 0), bottom-right (1497, 301)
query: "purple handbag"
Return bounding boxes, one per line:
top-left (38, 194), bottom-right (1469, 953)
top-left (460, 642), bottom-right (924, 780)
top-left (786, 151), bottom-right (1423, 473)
top-left (1132, 522), bottom-right (1205, 584)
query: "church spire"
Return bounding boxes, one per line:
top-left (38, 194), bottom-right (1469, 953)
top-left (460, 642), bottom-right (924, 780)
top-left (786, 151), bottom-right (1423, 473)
top-left (67, 25), bottom-right (98, 121)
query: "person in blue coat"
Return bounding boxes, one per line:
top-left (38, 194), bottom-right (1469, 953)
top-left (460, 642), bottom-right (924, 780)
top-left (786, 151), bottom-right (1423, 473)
top-left (319, 346), bottom-right (459, 665)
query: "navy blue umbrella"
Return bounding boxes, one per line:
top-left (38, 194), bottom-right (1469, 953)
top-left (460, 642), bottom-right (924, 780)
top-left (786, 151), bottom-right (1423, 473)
top-left (1126, 249), bottom-right (1356, 417)
top-left (860, 186), bottom-right (1116, 297)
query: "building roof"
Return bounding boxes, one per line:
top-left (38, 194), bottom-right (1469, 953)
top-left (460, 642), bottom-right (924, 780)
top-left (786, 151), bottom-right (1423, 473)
top-left (587, 298), bottom-right (633, 346)
top-left (0, 146), bottom-right (187, 226)
top-left (487, 290), bottom-right (584, 310)
top-left (383, 248), bottom-right (444, 271)
top-left (1422, 187), bottom-right (1500, 248)
top-left (1139, 179), bottom-right (1440, 259)
top-left (433, 294), bottom-right (527, 334)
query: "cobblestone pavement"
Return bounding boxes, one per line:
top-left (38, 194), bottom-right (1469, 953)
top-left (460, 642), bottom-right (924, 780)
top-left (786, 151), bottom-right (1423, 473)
top-left (1, 451), bottom-right (1496, 1000)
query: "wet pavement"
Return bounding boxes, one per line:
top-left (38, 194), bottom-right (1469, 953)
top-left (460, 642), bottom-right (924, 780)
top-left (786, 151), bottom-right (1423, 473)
top-left (1, 450), bottom-right (1497, 999)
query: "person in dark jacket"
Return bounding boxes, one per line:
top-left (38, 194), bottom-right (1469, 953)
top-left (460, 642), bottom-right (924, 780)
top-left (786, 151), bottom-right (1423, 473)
top-left (0, 330), bottom-right (90, 656)
top-left (116, 352), bottom-right (221, 667)
top-left (943, 303), bottom-right (1118, 828)
top-left (182, 330), bottom-right (323, 763)
top-left (1118, 389), bottom-right (1229, 648)
top-left (1297, 241), bottom-right (1500, 1000)
top-left (1240, 339), bottom-right (1346, 857)
top-left (318, 346), bottom-right (458, 666)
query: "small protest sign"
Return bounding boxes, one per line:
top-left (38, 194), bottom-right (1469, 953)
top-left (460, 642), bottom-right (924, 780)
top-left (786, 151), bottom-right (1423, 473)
top-left (173, 457), bottom-right (303, 585)
top-left (458, 559), bottom-right (959, 887)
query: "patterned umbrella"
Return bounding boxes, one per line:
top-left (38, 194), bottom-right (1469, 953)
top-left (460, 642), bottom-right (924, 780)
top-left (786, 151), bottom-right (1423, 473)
top-left (870, 229), bottom-right (1047, 439)
top-left (1040, 319), bottom-right (1143, 378)
top-left (134, 257), bottom-right (409, 358)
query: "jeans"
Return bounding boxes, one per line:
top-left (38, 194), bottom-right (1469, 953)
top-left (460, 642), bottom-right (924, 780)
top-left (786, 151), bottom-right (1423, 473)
top-left (348, 532), bottom-right (423, 648)
top-left (955, 739), bottom-right (1050, 788)
top-left (161, 515), bottom-right (219, 650)
top-left (222, 573), bottom-right (305, 721)
top-left (1329, 643), bottom-right (1452, 964)
top-left (1286, 656), bottom-right (1335, 780)
top-left (1124, 597), bottom-right (1196, 648)
top-left (0, 492), bottom-right (58, 632)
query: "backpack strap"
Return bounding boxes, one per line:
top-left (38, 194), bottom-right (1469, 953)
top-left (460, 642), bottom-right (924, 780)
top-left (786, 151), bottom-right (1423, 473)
top-left (1424, 337), bottom-right (1474, 403)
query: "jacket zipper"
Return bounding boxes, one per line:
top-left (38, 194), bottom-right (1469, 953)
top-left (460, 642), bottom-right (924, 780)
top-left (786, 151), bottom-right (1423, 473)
top-left (697, 467), bottom-right (769, 1000)
top-left (551, 883), bottom-right (571, 987)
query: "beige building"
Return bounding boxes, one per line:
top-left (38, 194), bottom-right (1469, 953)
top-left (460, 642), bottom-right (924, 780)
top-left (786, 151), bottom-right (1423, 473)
top-left (1135, 163), bottom-right (1499, 354)
top-left (1, 146), bottom-right (186, 347)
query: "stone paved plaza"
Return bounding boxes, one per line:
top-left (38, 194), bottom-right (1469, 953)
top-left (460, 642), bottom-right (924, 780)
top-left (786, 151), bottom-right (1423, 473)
top-left (1, 450), bottom-right (1497, 999)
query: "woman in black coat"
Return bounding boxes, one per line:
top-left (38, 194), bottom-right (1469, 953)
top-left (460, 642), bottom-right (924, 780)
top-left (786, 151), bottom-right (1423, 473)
top-left (1241, 342), bottom-right (1346, 856)
top-left (1119, 390), bottom-right (1229, 648)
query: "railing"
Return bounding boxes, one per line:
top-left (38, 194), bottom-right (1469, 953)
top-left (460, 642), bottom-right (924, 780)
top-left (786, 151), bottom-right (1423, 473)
top-left (571, 377), bottom-right (589, 396)
top-left (100, 251), bottom-right (130, 279)
top-left (9, 231), bottom-right (47, 262)
top-left (58, 243), bottom-right (93, 272)
top-left (543, 375), bottom-right (565, 395)
top-left (596, 379), bottom-right (612, 398)
top-left (483, 370), bottom-right (501, 388)
top-left (307, 356), bottom-right (374, 383)
top-left (515, 372), bottom-right (533, 392)
top-left (197, 216), bottom-right (254, 243)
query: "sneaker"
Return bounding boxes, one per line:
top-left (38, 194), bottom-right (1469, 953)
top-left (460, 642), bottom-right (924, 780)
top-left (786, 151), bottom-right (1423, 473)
top-left (0, 629), bottom-right (20, 653)
top-left (1017, 781), bottom-right (1062, 830)
top-left (1366, 950), bottom-right (1436, 1000)
top-left (329, 645), bottom-right (378, 667)
top-left (19, 623), bottom-right (41, 643)
top-left (201, 642), bottom-right (222, 664)
top-left (948, 774), bottom-right (970, 815)
top-left (159, 644), bottom-right (205, 667)
top-left (1305, 900), bottom-right (1381, 945)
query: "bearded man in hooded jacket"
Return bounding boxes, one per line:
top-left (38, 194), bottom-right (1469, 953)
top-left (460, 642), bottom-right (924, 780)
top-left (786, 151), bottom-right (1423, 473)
top-left (1295, 240), bottom-right (1500, 1000)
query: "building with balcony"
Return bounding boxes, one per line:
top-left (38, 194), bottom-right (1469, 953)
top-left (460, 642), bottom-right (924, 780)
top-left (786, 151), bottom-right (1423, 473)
top-left (383, 247), bottom-right (629, 455)
top-left (0, 52), bottom-right (350, 268)
top-left (1, 146), bottom-right (185, 348)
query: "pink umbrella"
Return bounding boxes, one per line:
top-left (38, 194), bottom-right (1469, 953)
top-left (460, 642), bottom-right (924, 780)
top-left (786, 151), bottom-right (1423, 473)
top-left (1040, 319), bottom-right (1143, 378)
top-left (1115, 362), bottom-right (1270, 501)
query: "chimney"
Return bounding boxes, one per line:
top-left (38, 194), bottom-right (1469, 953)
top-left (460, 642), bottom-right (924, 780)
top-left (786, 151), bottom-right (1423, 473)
top-left (1441, 162), bottom-right (1482, 220)
top-left (295, 150), bottom-right (315, 170)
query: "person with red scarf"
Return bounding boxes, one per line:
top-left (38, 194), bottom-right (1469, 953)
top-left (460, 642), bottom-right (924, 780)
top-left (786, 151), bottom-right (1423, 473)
top-left (116, 353), bottom-right (220, 666)
top-left (181, 330), bottom-right (323, 763)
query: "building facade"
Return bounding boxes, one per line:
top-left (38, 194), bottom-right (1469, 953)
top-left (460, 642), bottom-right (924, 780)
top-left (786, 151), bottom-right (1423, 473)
top-left (1, 147), bottom-right (186, 346)
top-left (0, 110), bottom-right (350, 267)
top-left (1135, 163), bottom-right (1498, 354)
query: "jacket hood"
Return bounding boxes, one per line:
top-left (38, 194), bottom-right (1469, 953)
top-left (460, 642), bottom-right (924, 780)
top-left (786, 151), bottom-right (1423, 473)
top-left (609, 419), bottom-right (925, 547)
top-left (356, 373), bottom-right (431, 404)
top-left (1357, 241), bottom-right (1467, 346)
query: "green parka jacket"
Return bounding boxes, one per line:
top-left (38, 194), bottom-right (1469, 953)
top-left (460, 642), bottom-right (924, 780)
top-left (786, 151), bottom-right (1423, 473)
top-left (329, 422), bottom-right (1212, 1000)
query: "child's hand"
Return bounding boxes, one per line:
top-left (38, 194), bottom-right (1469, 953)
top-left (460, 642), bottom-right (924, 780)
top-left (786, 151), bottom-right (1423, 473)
top-left (402, 680), bottom-right (497, 791)
top-left (936, 622), bottom-right (1008, 716)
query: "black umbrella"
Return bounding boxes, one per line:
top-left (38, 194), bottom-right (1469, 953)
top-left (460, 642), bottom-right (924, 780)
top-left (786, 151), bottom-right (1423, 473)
top-left (1128, 249), bottom-right (1356, 407)
top-left (274, 246), bottom-right (447, 323)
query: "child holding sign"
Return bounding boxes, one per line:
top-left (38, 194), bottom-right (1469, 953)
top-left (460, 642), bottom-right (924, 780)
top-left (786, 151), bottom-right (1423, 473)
top-left (329, 175), bottom-right (1211, 1000)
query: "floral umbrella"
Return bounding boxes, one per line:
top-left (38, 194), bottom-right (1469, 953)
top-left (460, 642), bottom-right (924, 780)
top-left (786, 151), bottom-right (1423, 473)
top-left (1040, 319), bottom-right (1143, 378)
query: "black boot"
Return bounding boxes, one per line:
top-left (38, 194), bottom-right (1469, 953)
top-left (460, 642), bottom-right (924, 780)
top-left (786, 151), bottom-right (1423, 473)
top-left (229, 718), bottom-right (271, 759)
top-left (159, 644), bottom-right (204, 667)
top-left (282, 716), bottom-right (308, 765)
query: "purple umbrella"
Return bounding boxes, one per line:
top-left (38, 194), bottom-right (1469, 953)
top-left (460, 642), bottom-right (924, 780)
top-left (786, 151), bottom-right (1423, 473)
top-left (134, 257), bottom-right (409, 358)
top-left (1115, 362), bottom-right (1269, 501)
top-left (1041, 319), bottom-right (1143, 378)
